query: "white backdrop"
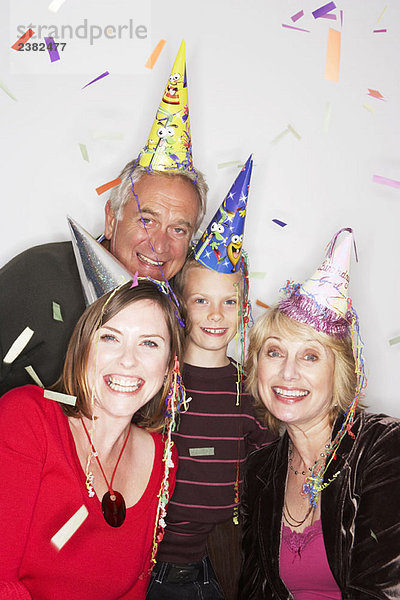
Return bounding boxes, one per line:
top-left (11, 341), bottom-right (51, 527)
top-left (1, 0), bottom-right (399, 415)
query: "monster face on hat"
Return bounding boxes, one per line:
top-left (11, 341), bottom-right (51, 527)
top-left (194, 155), bottom-right (253, 274)
top-left (139, 40), bottom-right (192, 172)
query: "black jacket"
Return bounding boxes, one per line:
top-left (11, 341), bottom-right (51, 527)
top-left (0, 242), bottom-right (85, 394)
top-left (238, 411), bottom-right (400, 599)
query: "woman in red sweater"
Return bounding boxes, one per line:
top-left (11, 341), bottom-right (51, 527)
top-left (0, 279), bottom-right (184, 600)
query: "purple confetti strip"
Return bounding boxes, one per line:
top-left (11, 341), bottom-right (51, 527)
top-left (282, 23), bottom-right (310, 33)
top-left (312, 1), bottom-right (336, 19)
top-left (320, 13), bottom-right (337, 19)
top-left (340, 10), bottom-right (343, 27)
top-left (82, 71), bottom-right (110, 90)
top-left (373, 29), bottom-right (387, 33)
top-left (44, 37), bottom-right (60, 62)
top-left (372, 175), bottom-right (400, 189)
top-left (272, 219), bottom-right (287, 227)
top-left (291, 9), bottom-right (304, 22)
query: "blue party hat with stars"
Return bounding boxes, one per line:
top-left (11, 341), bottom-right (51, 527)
top-left (194, 155), bottom-right (253, 273)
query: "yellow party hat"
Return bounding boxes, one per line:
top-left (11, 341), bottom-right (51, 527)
top-left (139, 40), bottom-right (192, 172)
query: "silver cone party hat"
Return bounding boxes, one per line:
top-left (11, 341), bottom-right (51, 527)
top-left (68, 216), bottom-right (132, 306)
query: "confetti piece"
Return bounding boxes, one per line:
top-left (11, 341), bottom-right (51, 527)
top-left (288, 124), bottom-right (301, 140)
top-left (324, 28), bottom-right (341, 82)
top-left (272, 128), bottom-right (289, 144)
top-left (370, 529), bottom-right (378, 542)
top-left (0, 79), bottom-right (17, 101)
top-left (372, 175), bottom-right (400, 189)
top-left (82, 71), bottom-right (110, 90)
top-left (282, 23), bottom-right (310, 33)
top-left (373, 29), bottom-right (387, 33)
top-left (272, 219), bottom-right (287, 227)
top-left (96, 177), bottom-right (122, 196)
top-left (44, 36), bottom-right (60, 62)
top-left (323, 101), bottom-right (332, 132)
top-left (11, 28), bottom-right (34, 51)
top-left (52, 301), bottom-right (63, 322)
top-left (217, 160), bottom-right (242, 169)
top-left (368, 89), bottom-right (384, 100)
top-left (256, 299), bottom-right (270, 309)
top-left (51, 505), bottom-right (88, 550)
top-left (389, 336), bottom-right (400, 346)
top-left (363, 103), bottom-right (374, 113)
top-left (145, 39), bottom-right (166, 69)
top-left (44, 390), bottom-right (77, 406)
top-left (25, 366), bottom-right (44, 388)
top-left (320, 13), bottom-right (336, 20)
top-left (312, 2), bottom-right (336, 19)
top-left (340, 10), bottom-right (343, 27)
top-left (3, 327), bottom-right (34, 364)
top-left (376, 5), bottom-right (387, 24)
top-left (130, 271), bottom-right (139, 288)
top-left (48, 0), bottom-right (67, 12)
top-left (291, 10), bottom-right (304, 22)
top-left (79, 143), bottom-right (89, 162)
top-left (249, 272), bottom-right (266, 280)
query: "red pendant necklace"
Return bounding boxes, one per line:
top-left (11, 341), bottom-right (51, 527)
top-left (80, 417), bottom-right (131, 527)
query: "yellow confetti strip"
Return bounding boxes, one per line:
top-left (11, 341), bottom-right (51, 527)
top-left (48, 0), bottom-right (67, 12)
top-left (51, 505), bottom-right (88, 550)
top-left (389, 336), bottom-right (400, 346)
top-left (79, 143), bottom-right (89, 162)
top-left (249, 272), bottom-right (266, 280)
top-left (370, 529), bottom-right (378, 542)
top-left (3, 327), bottom-right (34, 363)
top-left (25, 366), bottom-right (44, 387)
top-left (376, 5), bottom-right (387, 24)
top-left (44, 390), bottom-right (77, 406)
top-left (52, 301), bottom-right (63, 322)
top-left (272, 128), bottom-right (290, 144)
top-left (217, 160), bottom-right (242, 169)
top-left (288, 124), bottom-right (301, 140)
top-left (363, 103), bottom-right (374, 113)
top-left (323, 102), bottom-right (332, 133)
top-left (0, 79), bottom-right (17, 102)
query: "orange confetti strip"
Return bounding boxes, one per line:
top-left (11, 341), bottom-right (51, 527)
top-left (96, 177), bottom-right (121, 196)
top-left (367, 89), bottom-right (384, 100)
top-left (256, 300), bottom-right (270, 309)
top-left (145, 39), bottom-right (166, 69)
top-left (11, 28), bottom-right (35, 50)
top-left (324, 28), bottom-right (341, 82)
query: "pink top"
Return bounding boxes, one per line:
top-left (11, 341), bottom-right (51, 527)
top-left (280, 520), bottom-right (341, 599)
top-left (0, 385), bottom-right (177, 600)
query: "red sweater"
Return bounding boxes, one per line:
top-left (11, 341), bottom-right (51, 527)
top-left (0, 385), bottom-right (177, 600)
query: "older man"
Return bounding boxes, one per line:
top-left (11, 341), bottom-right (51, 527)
top-left (0, 41), bottom-right (207, 394)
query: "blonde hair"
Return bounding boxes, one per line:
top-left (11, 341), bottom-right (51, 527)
top-left (246, 307), bottom-right (359, 434)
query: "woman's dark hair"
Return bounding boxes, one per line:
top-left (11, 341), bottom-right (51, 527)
top-left (52, 280), bottom-right (185, 432)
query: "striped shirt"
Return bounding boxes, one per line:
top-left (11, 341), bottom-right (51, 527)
top-left (157, 360), bottom-right (275, 563)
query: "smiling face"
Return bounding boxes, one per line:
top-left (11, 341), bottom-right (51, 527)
top-left (257, 333), bottom-right (335, 431)
top-left (86, 299), bottom-right (170, 420)
top-left (104, 173), bottom-right (200, 280)
top-left (183, 265), bottom-right (242, 367)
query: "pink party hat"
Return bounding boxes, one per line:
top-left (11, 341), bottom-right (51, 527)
top-left (279, 228), bottom-right (355, 338)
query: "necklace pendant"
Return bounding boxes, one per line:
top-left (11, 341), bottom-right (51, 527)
top-left (101, 491), bottom-right (126, 527)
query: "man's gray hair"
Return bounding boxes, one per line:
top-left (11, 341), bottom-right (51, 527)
top-left (108, 160), bottom-right (208, 233)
